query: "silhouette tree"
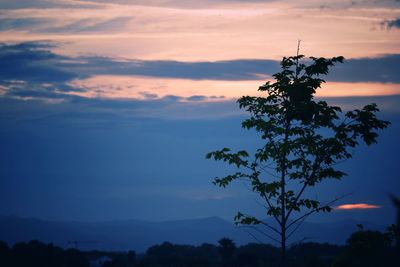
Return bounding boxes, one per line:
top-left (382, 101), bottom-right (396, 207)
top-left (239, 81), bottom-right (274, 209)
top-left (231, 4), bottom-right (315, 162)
top-left (0, 241), bottom-right (11, 267)
top-left (236, 243), bottom-right (280, 267)
top-left (333, 229), bottom-right (395, 267)
top-left (218, 238), bottom-right (236, 267)
top-left (389, 194), bottom-right (400, 255)
top-left (206, 52), bottom-right (389, 267)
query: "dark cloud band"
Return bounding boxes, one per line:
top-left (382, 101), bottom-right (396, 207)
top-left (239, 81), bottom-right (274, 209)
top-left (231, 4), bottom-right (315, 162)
top-left (1, 41), bottom-right (400, 100)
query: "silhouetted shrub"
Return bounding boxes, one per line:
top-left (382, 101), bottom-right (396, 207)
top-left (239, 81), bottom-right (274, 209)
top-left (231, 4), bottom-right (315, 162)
top-left (333, 230), bottom-right (397, 267)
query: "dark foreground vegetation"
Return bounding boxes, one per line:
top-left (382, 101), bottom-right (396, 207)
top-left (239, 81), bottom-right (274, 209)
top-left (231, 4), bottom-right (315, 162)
top-left (0, 226), bottom-right (398, 267)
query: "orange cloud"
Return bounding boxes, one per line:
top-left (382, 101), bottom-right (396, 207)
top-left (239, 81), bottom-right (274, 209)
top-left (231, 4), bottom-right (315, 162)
top-left (335, 203), bottom-right (381, 210)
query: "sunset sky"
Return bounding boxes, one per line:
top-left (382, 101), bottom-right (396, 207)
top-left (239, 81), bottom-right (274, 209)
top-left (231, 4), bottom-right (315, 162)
top-left (0, 0), bottom-right (399, 227)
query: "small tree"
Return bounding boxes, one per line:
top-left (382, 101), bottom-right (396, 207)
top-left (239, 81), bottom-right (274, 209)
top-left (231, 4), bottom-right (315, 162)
top-left (218, 238), bottom-right (236, 267)
top-left (206, 53), bottom-right (389, 267)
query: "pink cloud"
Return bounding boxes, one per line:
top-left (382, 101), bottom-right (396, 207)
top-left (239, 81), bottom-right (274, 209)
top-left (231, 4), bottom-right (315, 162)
top-left (335, 203), bottom-right (381, 210)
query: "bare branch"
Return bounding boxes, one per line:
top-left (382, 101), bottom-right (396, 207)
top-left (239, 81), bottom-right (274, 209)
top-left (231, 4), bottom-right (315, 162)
top-left (240, 225), bottom-right (281, 244)
top-left (242, 229), bottom-right (266, 244)
top-left (260, 168), bottom-right (280, 179)
top-left (241, 210), bottom-right (281, 235)
top-left (287, 193), bottom-right (352, 230)
top-left (287, 214), bottom-right (307, 240)
top-left (255, 199), bottom-right (269, 210)
top-left (295, 39), bottom-right (301, 78)
top-left (260, 221), bottom-right (281, 236)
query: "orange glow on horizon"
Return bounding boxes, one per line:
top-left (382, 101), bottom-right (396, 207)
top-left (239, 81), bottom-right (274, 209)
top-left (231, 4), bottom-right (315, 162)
top-left (335, 203), bottom-right (381, 210)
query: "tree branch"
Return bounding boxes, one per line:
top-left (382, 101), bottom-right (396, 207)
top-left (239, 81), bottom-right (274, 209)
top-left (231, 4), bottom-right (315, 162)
top-left (249, 161), bottom-right (282, 226)
top-left (286, 214), bottom-right (308, 240)
top-left (240, 225), bottom-right (281, 244)
top-left (242, 229), bottom-right (266, 244)
top-left (285, 157), bottom-right (322, 222)
top-left (285, 180), bottom-right (309, 222)
top-left (287, 193), bottom-right (352, 230)
top-left (238, 211), bottom-right (281, 235)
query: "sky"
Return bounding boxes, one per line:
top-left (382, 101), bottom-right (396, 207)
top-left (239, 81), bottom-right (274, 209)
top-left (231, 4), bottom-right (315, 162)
top-left (0, 0), bottom-right (399, 228)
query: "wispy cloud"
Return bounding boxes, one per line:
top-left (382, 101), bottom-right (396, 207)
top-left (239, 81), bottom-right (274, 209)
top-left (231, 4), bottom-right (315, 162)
top-left (74, 0), bottom-right (400, 9)
top-left (0, 16), bottom-right (134, 34)
top-left (72, 0), bottom-right (279, 9)
top-left (43, 16), bottom-right (134, 33)
top-left (0, 18), bottom-right (50, 31)
top-left (0, 0), bottom-right (100, 9)
top-left (1, 0), bottom-right (399, 61)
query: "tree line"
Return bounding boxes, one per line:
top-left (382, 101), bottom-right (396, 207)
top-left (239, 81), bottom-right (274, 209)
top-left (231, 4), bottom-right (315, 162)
top-left (0, 225), bottom-right (398, 267)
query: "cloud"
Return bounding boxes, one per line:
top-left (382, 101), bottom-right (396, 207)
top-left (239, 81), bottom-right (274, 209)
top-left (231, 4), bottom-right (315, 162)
top-left (3, 41), bottom-right (399, 82)
top-left (72, 0), bottom-right (400, 9)
top-left (1, 41), bottom-right (400, 102)
top-left (78, 56), bottom-right (278, 81)
top-left (0, 18), bottom-right (50, 31)
top-left (77, 0), bottom-right (277, 9)
top-left (0, 42), bottom-right (87, 99)
top-left (40, 18), bottom-right (99, 33)
top-left (186, 95), bottom-right (207, 102)
top-left (0, 0), bottom-right (60, 9)
top-left (0, 0), bottom-right (399, 62)
top-left (0, 0), bottom-right (97, 9)
top-left (0, 41), bottom-right (278, 100)
top-left (0, 42), bottom-right (84, 83)
top-left (43, 17), bottom-right (134, 33)
top-left (329, 54), bottom-right (400, 83)
top-left (335, 203), bottom-right (381, 210)
top-left (383, 17), bottom-right (400, 29)
top-left (1, 0), bottom-right (398, 10)
top-left (0, 16), bottom-right (134, 34)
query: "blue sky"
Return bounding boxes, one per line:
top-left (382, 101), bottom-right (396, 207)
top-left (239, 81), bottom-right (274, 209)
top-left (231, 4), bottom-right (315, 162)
top-left (0, 0), bottom-right (399, 227)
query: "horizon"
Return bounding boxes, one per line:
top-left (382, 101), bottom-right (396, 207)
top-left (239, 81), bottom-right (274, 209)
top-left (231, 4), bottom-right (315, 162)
top-left (0, 213), bottom-right (391, 226)
top-left (0, 213), bottom-right (389, 252)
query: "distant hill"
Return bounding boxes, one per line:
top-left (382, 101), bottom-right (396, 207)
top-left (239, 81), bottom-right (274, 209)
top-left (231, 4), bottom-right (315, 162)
top-left (0, 215), bottom-right (385, 252)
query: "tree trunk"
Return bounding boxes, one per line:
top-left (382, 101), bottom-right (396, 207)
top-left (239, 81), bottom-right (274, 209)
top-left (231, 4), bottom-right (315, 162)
top-left (280, 123), bottom-right (289, 267)
top-left (281, 224), bottom-right (286, 267)
top-left (280, 158), bottom-right (287, 267)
